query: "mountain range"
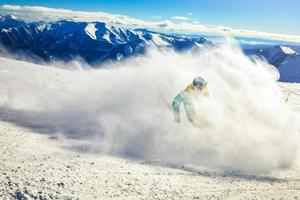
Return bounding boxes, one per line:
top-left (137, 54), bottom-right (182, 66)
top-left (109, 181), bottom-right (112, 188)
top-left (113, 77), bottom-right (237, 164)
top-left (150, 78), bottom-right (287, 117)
top-left (0, 15), bottom-right (299, 82)
top-left (0, 15), bottom-right (209, 64)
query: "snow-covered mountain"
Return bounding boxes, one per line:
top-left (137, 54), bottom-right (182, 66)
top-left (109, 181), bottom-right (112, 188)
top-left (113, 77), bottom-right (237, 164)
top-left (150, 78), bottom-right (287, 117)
top-left (1, 15), bottom-right (300, 82)
top-left (0, 15), bottom-right (26, 29)
top-left (245, 45), bottom-right (300, 82)
top-left (0, 15), bottom-right (210, 64)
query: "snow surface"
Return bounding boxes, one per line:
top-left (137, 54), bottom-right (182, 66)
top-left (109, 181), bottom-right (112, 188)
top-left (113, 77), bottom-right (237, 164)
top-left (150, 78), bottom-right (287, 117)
top-left (102, 31), bottom-right (112, 43)
top-left (151, 34), bottom-right (170, 46)
top-left (1, 28), bottom-right (9, 33)
top-left (84, 23), bottom-right (97, 40)
top-left (1, 117), bottom-right (300, 199)
top-left (280, 46), bottom-right (296, 55)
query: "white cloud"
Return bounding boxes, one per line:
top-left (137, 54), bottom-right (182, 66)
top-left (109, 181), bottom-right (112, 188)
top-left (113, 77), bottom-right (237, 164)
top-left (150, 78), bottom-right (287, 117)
top-left (171, 16), bottom-right (189, 21)
top-left (187, 13), bottom-right (193, 16)
top-left (151, 16), bottom-right (161, 19)
top-left (0, 4), bottom-right (300, 43)
top-left (0, 4), bottom-right (156, 28)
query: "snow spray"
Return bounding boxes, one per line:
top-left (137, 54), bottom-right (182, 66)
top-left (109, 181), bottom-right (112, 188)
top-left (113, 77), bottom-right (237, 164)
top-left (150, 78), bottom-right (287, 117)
top-left (0, 40), bottom-right (298, 174)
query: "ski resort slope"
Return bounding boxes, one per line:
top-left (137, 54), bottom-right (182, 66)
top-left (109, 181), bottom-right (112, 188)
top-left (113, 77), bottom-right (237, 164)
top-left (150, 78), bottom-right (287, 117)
top-left (0, 77), bottom-right (300, 199)
top-left (0, 116), bottom-right (300, 200)
top-left (1, 43), bottom-right (300, 199)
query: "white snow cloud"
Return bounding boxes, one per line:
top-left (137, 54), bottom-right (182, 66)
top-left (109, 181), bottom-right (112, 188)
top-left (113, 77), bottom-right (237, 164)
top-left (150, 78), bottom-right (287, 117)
top-left (0, 4), bottom-right (300, 43)
top-left (0, 43), bottom-right (298, 173)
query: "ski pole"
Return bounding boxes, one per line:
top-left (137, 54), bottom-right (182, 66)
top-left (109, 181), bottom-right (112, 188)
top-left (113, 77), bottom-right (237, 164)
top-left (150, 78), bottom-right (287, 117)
top-left (162, 96), bottom-right (173, 111)
top-left (157, 91), bottom-right (173, 111)
top-left (285, 92), bottom-right (291, 103)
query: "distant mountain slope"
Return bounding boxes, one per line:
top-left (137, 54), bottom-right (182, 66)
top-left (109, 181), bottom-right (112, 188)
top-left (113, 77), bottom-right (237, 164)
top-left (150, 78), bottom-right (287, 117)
top-left (245, 45), bottom-right (300, 82)
top-left (0, 15), bottom-right (210, 64)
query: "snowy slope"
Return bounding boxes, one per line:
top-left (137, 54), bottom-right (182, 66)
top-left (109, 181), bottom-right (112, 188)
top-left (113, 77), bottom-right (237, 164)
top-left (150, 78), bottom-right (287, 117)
top-left (84, 23), bottom-right (98, 40)
top-left (1, 119), bottom-right (300, 200)
top-left (245, 45), bottom-right (300, 82)
top-left (277, 55), bottom-right (300, 82)
top-left (0, 15), bottom-right (26, 29)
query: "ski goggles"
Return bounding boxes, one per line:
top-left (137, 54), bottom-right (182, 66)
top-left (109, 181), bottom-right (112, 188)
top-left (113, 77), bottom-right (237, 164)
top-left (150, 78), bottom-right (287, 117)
top-left (193, 79), bottom-right (207, 89)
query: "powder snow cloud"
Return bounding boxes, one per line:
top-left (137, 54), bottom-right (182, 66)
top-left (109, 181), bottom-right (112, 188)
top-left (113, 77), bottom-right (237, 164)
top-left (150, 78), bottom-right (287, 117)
top-left (0, 43), bottom-right (298, 173)
top-left (1, 4), bottom-right (300, 43)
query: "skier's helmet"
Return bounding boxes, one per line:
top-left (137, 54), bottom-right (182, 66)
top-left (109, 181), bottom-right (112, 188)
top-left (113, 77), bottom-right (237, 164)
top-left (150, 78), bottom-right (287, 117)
top-left (192, 76), bottom-right (207, 90)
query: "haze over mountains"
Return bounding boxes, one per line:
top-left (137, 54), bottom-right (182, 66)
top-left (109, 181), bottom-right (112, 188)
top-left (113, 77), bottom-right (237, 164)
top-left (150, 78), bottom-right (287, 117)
top-left (0, 15), bottom-right (300, 82)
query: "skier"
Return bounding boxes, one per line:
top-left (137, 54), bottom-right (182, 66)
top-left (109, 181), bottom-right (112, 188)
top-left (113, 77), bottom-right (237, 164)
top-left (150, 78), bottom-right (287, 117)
top-left (171, 76), bottom-right (209, 126)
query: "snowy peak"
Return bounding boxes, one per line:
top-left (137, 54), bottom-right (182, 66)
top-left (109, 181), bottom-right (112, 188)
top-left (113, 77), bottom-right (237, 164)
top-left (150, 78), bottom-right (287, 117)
top-left (244, 45), bottom-right (300, 82)
top-left (0, 14), bottom-right (18, 22)
top-left (245, 45), bottom-right (298, 65)
top-left (266, 45), bottom-right (296, 57)
top-left (84, 23), bottom-right (97, 40)
top-left (278, 46), bottom-right (296, 55)
top-left (5, 14), bottom-right (18, 20)
top-left (0, 15), bottom-right (26, 29)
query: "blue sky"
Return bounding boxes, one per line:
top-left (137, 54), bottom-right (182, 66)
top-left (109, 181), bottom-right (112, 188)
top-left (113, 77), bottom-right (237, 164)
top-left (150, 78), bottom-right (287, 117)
top-left (0, 0), bottom-right (299, 35)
